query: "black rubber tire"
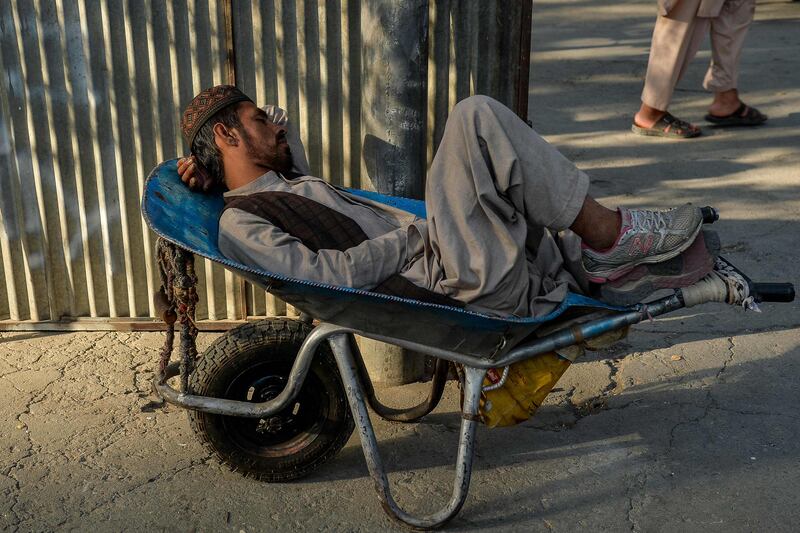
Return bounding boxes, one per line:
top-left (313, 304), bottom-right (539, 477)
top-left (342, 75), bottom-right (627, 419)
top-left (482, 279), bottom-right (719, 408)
top-left (188, 318), bottom-right (354, 482)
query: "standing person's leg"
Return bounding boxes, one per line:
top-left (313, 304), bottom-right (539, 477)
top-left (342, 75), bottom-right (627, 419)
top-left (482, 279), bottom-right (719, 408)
top-left (635, 0), bottom-right (707, 137)
top-left (704, 0), bottom-right (766, 125)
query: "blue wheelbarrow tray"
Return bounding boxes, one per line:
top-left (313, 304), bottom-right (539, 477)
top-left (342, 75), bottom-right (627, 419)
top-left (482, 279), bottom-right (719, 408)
top-left (141, 159), bottom-right (794, 530)
top-left (144, 159), bottom-right (629, 359)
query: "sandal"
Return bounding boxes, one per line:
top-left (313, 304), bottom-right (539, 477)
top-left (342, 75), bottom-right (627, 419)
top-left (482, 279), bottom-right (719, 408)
top-left (631, 112), bottom-right (702, 139)
top-left (705, 102), bottom-right (767, 126)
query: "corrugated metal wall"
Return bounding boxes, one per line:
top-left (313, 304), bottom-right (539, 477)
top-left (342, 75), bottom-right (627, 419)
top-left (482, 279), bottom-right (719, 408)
top-left (0, 0), bottom-right (530, 326)
top-left (0, 0), bottom-right (237, 323)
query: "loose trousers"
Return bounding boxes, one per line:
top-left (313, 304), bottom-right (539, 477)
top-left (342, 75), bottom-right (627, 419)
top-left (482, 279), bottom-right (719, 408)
top-left (641, 0), bottom-right (756, 111)
top-left (404, 96), bottom-right (591, 317)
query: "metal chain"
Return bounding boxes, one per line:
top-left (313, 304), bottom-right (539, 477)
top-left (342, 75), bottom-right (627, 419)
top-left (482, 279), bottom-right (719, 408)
top-left (155, 237), bottom-right (199, 392)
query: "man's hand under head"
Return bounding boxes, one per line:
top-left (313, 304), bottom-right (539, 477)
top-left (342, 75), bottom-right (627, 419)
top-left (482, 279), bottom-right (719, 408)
top-left (177, 155), bottom-right (214, 193)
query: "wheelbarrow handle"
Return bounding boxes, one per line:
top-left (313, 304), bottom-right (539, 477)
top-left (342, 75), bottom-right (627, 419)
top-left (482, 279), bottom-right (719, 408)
top-left (701, 206), bottom-right (719, 224)
top-left (751, 282), bottom-right (795, 303)
top-left (717, 256), bottom-right (795, 304)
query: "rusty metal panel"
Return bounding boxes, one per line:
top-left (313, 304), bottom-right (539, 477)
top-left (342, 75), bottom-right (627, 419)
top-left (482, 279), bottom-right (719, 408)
top-left (0, 0), bottom-right (530, 326)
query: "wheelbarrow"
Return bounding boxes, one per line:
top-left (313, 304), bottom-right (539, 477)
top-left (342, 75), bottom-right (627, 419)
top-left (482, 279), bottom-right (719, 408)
top-left (141, 159), bottom-right (795, 530)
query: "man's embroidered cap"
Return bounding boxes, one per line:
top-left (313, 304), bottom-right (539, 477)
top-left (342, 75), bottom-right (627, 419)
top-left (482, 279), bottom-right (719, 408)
top-left (181, 85), bottom-right (253, 148)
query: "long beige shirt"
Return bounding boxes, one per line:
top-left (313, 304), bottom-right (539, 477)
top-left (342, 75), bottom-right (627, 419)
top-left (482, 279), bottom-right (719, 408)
top-left (219, 172), bottom-right (430, 292)
top-left (220, 97), bottom-right (589, 318)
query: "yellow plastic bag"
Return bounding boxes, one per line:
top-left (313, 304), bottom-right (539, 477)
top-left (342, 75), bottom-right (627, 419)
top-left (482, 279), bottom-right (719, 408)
top-left (479, 352), bottom-right (571, 428)
top-left (478, 324), bottom-right (630, 428)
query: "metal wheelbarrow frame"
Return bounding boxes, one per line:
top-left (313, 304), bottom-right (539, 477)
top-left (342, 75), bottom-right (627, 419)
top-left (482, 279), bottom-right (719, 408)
top-left (142, 160), bottom-right (794, 530)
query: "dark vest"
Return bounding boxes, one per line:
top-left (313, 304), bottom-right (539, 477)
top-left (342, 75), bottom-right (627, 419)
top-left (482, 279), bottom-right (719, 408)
top-left (223, 190), bottom-right (463, 307)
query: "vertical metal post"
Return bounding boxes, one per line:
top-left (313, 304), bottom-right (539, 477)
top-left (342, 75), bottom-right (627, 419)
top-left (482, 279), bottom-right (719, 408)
top-left (360, 0), bottom-right (429, 199)
top-left (358, 0), bottom-right (430, 383)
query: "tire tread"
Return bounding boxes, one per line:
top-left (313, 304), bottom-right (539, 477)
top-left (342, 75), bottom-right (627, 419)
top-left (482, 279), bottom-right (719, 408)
top-left (188, 318), bottom-right (354, 482)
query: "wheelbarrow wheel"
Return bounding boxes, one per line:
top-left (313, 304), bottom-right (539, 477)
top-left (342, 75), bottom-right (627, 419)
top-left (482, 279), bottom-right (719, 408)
top-left (188, 318), bottom-right (354, 482)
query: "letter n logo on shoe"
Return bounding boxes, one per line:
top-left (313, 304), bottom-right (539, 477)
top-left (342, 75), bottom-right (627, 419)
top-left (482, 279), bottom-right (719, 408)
top-left (631, 235), bottom-right (654, 256)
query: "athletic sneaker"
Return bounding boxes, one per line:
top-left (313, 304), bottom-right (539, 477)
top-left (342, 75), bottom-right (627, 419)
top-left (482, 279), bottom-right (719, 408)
top-left (596, 230), bottom-right (720, 306)
top-left (582, 204), bottom-right (704, 283)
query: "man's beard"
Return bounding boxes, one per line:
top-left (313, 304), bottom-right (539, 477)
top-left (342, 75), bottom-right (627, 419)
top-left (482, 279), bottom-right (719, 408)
top-left (241, 127), bottom-right (293, 174)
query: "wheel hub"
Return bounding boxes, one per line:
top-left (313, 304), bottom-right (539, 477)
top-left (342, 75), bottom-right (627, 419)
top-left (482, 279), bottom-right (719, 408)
top-left (249, 376), bottom-right (299, 435)
top-left (225, 367), bottom-right (325, 450)
top-left (258, 416), bottom-right (287, 434)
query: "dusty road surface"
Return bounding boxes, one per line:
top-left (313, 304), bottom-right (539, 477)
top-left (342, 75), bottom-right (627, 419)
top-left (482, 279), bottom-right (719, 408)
top-left (2, 0), bottom-right (799, 531)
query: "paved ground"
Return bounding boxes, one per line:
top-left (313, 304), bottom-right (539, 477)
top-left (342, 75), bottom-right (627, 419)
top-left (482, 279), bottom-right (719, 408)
top-left (2, 0), bottom-right (799, 531)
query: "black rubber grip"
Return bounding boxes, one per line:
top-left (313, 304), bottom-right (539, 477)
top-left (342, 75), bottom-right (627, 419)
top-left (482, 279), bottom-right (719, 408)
top-left (700, 206), bottom-right (719, 224)
top-left (751, 283), bottom-right (795, 303)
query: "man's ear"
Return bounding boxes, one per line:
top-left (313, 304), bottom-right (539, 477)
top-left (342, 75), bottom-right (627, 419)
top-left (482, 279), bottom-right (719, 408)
top-left (212, 122), bottom-right (239, 148)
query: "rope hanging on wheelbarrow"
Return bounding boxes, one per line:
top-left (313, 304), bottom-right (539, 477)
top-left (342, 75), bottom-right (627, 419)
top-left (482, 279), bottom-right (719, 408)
top-left (154, 237), bottom-right (199, 393)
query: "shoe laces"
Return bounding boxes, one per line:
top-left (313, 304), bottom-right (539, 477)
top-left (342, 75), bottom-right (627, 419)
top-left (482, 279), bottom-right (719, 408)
top-left (628, 209), bottom-right (668, 235)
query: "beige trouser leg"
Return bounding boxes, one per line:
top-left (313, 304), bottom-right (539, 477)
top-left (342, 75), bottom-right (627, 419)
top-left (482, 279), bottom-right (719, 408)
top-left (641, 0), bottom-right (709, 111)
top-left (420, 95), bottom-right (590, 316)
top-left (703, 0), bottom-right (756, 92)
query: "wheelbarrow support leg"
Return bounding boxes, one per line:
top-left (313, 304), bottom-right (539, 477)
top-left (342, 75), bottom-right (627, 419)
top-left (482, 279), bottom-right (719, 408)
top-left (328, 333), bottom-right (485, 530)
top-left (348, 334), bottom-right (451, 423)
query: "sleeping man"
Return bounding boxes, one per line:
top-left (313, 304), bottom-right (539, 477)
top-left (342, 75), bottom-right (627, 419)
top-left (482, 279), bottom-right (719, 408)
top-left (177, 85), bottom-right (711, 317)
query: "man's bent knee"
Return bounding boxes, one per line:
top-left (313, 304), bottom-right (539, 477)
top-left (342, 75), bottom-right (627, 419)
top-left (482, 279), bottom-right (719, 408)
top-left (450, 94), bottom-right (503, 119)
